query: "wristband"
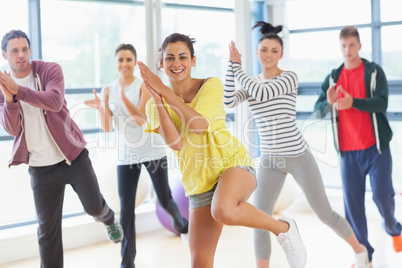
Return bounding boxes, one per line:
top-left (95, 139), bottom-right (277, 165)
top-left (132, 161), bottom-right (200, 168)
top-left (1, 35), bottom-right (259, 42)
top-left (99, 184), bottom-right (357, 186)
top-left (13, 94), bottom-right (17, 103)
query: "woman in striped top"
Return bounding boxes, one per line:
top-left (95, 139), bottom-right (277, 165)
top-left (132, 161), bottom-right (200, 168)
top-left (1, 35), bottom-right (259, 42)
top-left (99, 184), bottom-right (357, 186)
top-left (224, 21), bottom-right (369, 268)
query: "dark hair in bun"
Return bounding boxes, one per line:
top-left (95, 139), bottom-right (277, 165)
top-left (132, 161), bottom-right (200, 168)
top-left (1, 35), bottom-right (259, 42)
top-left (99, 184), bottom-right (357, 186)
top-left (252, 21), bottom-right (284, 49)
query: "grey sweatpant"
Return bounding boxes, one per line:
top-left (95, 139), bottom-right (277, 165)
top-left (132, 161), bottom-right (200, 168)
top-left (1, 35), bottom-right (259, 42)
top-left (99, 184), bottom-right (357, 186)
top-left (254, 150), bottom-right (353, 260)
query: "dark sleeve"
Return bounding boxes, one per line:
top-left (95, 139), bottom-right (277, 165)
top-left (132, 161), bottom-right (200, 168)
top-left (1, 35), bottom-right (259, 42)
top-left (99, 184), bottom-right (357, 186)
top-left (313, 73), bottom-right (333, 119)
top-left (353, 66), bottom-right (388, 113)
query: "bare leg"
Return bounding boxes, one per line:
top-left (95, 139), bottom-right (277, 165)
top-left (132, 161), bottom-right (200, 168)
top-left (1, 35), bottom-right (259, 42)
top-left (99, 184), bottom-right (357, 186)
top-left (346, 233), bottom-right (367, 253)
top-left (189, 205), bottom-right (223, 268)
top-left (196, 167), bottom-right (306, 268)
top-left (211, 167), bottom-right (288, 236)
top-left (256, 259), bottom-right (270, 268)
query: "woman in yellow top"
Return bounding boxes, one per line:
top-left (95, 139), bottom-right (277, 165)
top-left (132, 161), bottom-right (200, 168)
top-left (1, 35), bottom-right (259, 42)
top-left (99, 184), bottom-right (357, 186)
top-left (137, 33), bottom-right (307, 268)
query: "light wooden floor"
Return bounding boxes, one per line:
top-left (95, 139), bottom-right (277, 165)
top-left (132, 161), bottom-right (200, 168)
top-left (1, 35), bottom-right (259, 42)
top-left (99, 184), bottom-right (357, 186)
top-left (2, 202), bottom-right (402, 268)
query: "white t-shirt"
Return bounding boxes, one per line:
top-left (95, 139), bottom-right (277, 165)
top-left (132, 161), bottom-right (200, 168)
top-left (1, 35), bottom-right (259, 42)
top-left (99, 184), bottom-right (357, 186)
top-left (13, 71), bottom-right (65, 166)
top-left (107, 77), bottom-right (166, 165)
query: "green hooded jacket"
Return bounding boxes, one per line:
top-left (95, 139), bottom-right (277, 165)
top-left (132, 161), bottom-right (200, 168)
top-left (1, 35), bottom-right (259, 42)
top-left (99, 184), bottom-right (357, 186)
top-left (313, 58), bottom-right (393, 153)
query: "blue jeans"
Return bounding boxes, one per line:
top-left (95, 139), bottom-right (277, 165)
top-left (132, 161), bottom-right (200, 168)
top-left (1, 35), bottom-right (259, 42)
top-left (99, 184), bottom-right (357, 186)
top-left (340, 145), bottom-right (402, 261)
top-left (29, 148), bottom-right (115, 268)
top-left (117, 156), bottom-right (188, 268)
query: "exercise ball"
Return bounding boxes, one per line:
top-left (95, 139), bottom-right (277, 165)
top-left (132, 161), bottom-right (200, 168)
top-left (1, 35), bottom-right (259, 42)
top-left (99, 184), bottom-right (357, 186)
top-left (273, 176), bottom-right (299, 213)
top-left (156, 178), bottom-right (189, 235)
top-left (92, 148), bottom-right (151, 212)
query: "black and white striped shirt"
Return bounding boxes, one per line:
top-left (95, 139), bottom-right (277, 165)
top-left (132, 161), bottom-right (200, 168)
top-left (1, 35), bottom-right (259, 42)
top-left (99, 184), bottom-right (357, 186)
top-left (224, 62), bottom-right (307, 157)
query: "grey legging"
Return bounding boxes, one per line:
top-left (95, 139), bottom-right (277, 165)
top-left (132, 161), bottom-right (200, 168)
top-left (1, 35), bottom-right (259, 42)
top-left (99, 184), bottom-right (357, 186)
top-left (254, 150), bottom-right (353, 260)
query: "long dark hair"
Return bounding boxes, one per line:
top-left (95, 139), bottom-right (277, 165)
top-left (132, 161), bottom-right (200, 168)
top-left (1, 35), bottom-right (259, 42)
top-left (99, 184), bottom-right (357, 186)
top-left (252, 21), bottom-right (284, 49)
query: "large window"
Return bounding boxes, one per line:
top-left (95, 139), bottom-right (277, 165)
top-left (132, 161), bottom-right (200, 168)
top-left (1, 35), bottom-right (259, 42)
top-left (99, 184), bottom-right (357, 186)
top-left (1, 0), bottom-right (401, 230)
top-left (0, 0), bottom-right (32, 227)
top-left (0, 0), bottom-right (236, 229)
top-left (160, 1), bottom-right (237, 169)
top-left (0, 0), bottom-right (28, 72)
top-left (160, 1), bottom-right (235, 84)
top-left (41, 0), bottom-right (146, 132)
top-left (282, 0), bottom-right (402, 190)
top-left (287, 29), bottom-right (372, 83)
top-left (381, 25), bottom-right (402, 80)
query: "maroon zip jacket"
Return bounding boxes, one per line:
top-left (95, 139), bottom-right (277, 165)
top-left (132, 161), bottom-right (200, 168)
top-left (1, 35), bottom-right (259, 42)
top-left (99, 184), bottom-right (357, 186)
top-left (0, 60), bottom-right (87, 167)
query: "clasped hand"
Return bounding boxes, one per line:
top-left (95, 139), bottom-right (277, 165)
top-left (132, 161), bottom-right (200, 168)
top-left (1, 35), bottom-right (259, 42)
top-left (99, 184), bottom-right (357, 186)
top-left (327, 85), bottom-right (353, 110)
top-left (0, 70), bottom-right (18, 102)
top-left (137, 61), bottom-right (164, 102)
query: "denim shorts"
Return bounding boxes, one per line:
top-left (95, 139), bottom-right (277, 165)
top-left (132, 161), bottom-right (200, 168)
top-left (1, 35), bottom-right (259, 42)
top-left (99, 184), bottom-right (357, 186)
top-left (188, 165), bottom-right (256, 210)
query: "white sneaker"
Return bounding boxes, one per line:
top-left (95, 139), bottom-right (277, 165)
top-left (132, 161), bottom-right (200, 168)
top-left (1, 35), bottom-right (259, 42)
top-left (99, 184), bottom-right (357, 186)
top-left (353, 247), bottom-right (370, 268)
top-left (276, 217), bottom-right (307, 268)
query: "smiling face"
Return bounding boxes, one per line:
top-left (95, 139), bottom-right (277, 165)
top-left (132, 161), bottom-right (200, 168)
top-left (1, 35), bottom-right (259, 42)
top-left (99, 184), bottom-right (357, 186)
top-left (161, 41), bottom-right (196, 83)
top-left (116, 49), bottom-right (136, 78)
top-left (2, 37), bottom-right (31, 78)
top-left (256, 38), bottom-right (283, 70)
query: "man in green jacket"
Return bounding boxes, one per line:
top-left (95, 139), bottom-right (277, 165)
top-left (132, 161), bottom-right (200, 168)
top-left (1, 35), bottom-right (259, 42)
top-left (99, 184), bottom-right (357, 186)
top-left (314, 26), bottom-right (401, 266)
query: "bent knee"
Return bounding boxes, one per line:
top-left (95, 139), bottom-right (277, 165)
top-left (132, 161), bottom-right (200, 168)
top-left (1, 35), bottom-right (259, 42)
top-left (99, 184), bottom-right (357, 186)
top-left (211, 204), bottom-right (237, 225)
top-left (372, 191), bottom-right (393, 205)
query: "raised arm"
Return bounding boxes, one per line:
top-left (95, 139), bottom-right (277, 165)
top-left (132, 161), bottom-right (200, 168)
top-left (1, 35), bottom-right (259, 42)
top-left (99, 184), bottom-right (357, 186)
top-left (144, 82), bottom-right (183, 151)
top-left (223, 61), bottom-right (249, 108)
top-left (3, 63), bottom-right (66, 113)
top-left (314, 74), bottom-right (335, 119)
top-left (0, 80), bottom-right (21, 136)
top-left (119, 79), bottom-right (148, 126)
top-left (227, 41), bottom-right (297, 102)
top-left (232, 62), bottom-right (297, 102)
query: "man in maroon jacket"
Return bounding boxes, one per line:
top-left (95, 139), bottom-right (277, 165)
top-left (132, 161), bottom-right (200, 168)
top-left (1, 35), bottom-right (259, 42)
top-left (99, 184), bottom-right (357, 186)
top-left (0, 29), bottom-right (123, 268)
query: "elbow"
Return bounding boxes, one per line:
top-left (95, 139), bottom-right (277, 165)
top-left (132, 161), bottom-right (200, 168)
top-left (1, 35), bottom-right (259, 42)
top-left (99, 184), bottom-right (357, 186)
top-left (47, 102), bottom-right (64, 113)
top-left (134, 117), bottom-right (147, 127)
top-left (1, 117), bottom-right (20, 136)
top-left (189, 118), bottom-right (209, 135)
top-left (169, 139), bottom-right (183, 151)
top-left (224, 101), bottom-right (235, 108)
top-left (102, 123), bottom-right (113, 132)
top-left (191, 128), bottom-right (206, 135)
top-left (6, 128), bottom-right (19, 137)
top-left (46, 94), bottom-right (65, 113)
top-left (46, 104), bottom-right (63, 113)
top-left (170, 144), bottom-right (183, 151)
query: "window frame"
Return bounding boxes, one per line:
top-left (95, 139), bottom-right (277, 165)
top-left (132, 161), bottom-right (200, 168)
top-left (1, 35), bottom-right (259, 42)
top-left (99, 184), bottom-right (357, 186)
top-left (0, 0), bottom-right (238, 230)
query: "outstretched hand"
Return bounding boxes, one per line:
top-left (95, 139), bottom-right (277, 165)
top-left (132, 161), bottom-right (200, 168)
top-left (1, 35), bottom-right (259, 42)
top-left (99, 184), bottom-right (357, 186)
top-left (137, 61), bottom-right (166, 96)
top-left (229, 40), bottom-right (242, 64)
top-left (84, 89), bottom-right (101, 109)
